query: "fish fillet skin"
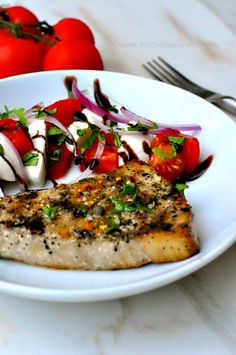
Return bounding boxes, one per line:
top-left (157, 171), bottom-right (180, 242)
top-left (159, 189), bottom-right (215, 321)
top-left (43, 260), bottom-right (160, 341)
top-left (0, 161), bottom-right (199, 270)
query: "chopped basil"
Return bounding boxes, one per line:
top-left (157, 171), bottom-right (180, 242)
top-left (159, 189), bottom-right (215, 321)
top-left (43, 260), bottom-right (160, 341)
top-left (48, 149), bottom-right (61, 162)
top-left (48, 126), bottom-right (64, 136)
top-left (167, 136), bottom-right (185, 154)
top-left (175, 183), bottom-right (189, 195)
top-left (34, 107), bottom-right (57, 118)
top-left (152, 146), bottom-right (175, 160)
top-left (98, 132), bottom-right (105, 141)
top-left (0, 144), bottom-right (4, 156)
top-left (56, 135), bottom-right (66, 145)
top-left (109, 128), bottom-right (121, 148)
top-left (105, 215), bottom-right (120, 233)
top-left (0, 106), bottom-right (27, 125)
top-left (77, 129), bottom-right (85, 137)
top-left (121, 182), bottom-right (136, 196)
top-left (110, 196), bottom-right (145, 214)
top-left (127, 121), bottom-right (158, 132)
top-left (22, 152), bottom-right (39, 166)
top-left (81, 130), bottom-right (99, 154)
top-left (42, 205), bottom-right (58, 220)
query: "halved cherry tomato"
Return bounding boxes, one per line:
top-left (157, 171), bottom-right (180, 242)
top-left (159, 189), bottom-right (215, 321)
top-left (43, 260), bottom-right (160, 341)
top-left (0, 118), bottom-right (34, 157)
top-left (46, 98), bottom-right (82, 127)
top-left (53, 18), bottom-right (95, 44)
top-left (148, 129), bottom-right (200, 182)
top-left (43, 40), bottom-right (103, 71)
top-left (47, 142), bottom-right (73, 180)
top-left (81, 134), bottom-right (119, 173)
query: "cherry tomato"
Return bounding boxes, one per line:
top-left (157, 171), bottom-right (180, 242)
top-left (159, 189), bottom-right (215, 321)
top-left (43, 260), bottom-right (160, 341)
top-left (53, 18), bottom-right (95, 44)
top-left (81, 134), bottom-right (118, 173)
top-left (0, 119), bottom-right (34, 157)
top-left (47, 142), bottom-right (73, 180)
top-left (46, 98), bottom-right (82, 127)
top-left (43, 40), bottom-right (103, 71)
top-left (3, 6), bottom-right (39, 35)
top-left (148, 129), bottom-right (200, 182)
top-left (0, 34), bottom-right (44, 78)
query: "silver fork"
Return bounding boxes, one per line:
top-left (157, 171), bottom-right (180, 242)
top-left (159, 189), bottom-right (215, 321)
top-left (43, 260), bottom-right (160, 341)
top-left (143, 57), bottom-right (236, 115)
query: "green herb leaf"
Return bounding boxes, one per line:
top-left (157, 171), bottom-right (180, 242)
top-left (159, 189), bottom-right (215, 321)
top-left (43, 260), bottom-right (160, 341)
top-left (77, 129), bottom-right (85, 137)
top-left (0, 106), bottom-right (27, 125)
top-left (167, 136), bottom-right (185, 154)
top-left (152, 146), bottom-right (176, 160)
top-left (105, 215), bottom-right (120, 233)
top-left (109, 128), bottom-right (121, 148)
top-left (22, 152), bottom-right (39, 166)
top-left (42, 206), bottom-right (58, 220)
top-left (48, 126), bottom-right (64, 136)
top-left (34, 107), bottom-right (57, 118)
top-left (48, 149), bottom-right (61, 162)
top-left (81, 130), bottom-right (99, 154)
top-left (128, 121), bottom-right (158, 132)
top-left (121, 182), bottom-right (136, 196)
top-left (0, 144), bottom-right (4, 156)
top-left (175, 183), bottom-right (189, 195)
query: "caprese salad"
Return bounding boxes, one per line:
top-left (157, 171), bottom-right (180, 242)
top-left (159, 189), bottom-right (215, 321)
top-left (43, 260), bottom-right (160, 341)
top-left (0, 78), bottom-right (203, 195)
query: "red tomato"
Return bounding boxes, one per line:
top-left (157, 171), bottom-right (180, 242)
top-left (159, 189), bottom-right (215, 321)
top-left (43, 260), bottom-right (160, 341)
top-left (43, 40), bottom-right (103, 71)
top-left (53, 18), bottom-right (94, 44)
top-left (0, 34), bottom-right (44, 78)
top-left (148, 129), bottom-right (200, 182)
top-left (47, 142), bottom-right (73, 180)
top-left (0, 119), bottom-right (34, 157)
top-left (46, 98), bottom-right (82, 127)
top-left (3, 6), bottom-right (39, 35)
top-left (81, 134), bottom-right (118, 173)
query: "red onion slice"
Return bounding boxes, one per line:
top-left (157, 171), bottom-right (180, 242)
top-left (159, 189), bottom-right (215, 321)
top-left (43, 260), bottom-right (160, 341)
top-left (43, 116), bottom-right (78, 156)
top-left (0, 133), bottom-right (27, 190)
top-left (148, 122), bottom-right (201, 134)
top-left (72, 81), bottom-right (132, 124)
top-left (120, 106), bottom-right (154, 126)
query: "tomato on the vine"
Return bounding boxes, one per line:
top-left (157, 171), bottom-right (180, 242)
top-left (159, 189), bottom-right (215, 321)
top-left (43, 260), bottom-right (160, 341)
top-left (46, 98), bottom-right (82, 127)
top-left (53, 18), bottom-right (94, 44)
top-left (0, 119), bottom-right (34, 157)
top-left (148, 129), bottom-right (200, 182)
top-left (0, 34), bottom-right (44, 78)
top-left (43, 40), bottom-right (103, 71)
top-left (2, 6), bottom-right (39, 35)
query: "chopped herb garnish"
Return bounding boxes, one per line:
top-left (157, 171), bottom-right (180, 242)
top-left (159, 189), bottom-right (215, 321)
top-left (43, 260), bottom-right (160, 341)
top-left (152, 146), bottom-right (175, 160)
top-left (0, 144), bottom-right (4, 156)
top-left (128, 121), bottom-right (158, 132)
top-left (175, 183), bottom-right (189, 195)
top-left (98, 132), bottom-right (105, 141)
top-left (81, 129), bottom-right (99, 154)
top-left (56, 135), bottom-right (66, 145)
top-left (48, 149), bottom-right (61, 161)
top-left (167, 136), bottom-right (185, 154)
top-left (105, 215), bottom-right (120, 233)
top-left (121, 182), bottom-right (136, 196)
top-left (34, 107), bottom-right (57, 118)
top-left (48, 126), bottom-right (64, 136)
top-left (0, 106), bottom-right (27, 125)
top-left (110, 196), bottom-right (148, 214)
top-left (74, 206), bottom-right (88, 217)
top-left (42, 206), bottom-right (58, 220)
top-left (77, 129), bottom-right (85, 137)
top-left (109, 128), bottom-right (121, 148)
top-left (22, 152), bottom-right (39, 166)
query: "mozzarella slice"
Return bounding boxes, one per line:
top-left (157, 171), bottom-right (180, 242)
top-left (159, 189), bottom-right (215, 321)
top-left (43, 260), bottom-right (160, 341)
top-left (118, 133), bottom-right (151, 165)
top-left (0, 155), bottom-right (16, 181)
top-left (25, 120), bottom-right (47, 187)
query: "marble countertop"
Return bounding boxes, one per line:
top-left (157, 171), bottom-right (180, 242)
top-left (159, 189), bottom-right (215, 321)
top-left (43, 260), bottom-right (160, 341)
top-left (1, 1), bottom-right (236, 354)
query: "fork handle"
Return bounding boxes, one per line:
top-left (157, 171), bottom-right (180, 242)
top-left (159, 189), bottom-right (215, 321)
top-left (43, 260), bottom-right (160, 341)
top-left (212, 96), bottom-right (236, 115)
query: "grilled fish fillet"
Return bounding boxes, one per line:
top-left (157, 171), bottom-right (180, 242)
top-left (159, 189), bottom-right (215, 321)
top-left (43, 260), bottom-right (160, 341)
top-left (0, 161), bottom-right (198, 270)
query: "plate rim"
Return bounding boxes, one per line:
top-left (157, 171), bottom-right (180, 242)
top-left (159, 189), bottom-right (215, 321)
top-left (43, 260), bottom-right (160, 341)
top-left (0, 69), bottom-right (235, 302)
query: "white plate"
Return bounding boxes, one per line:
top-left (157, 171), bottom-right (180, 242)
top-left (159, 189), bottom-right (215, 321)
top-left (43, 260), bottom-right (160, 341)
top-left (0, 70), bottom-right (236, 302)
